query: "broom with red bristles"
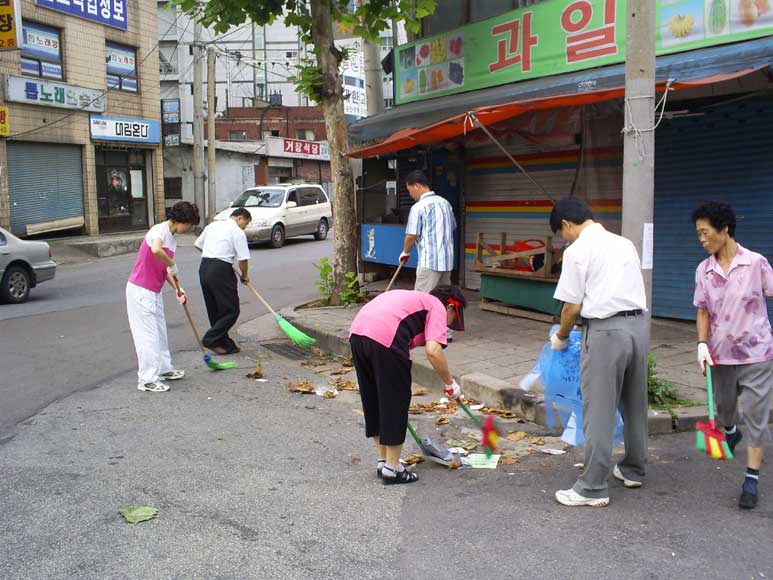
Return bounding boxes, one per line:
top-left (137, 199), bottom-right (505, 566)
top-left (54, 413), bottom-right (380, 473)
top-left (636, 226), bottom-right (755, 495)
top-left (696, 364), bottom-right (733, 461)
top-left (456, 398), bottom-right (501, 458)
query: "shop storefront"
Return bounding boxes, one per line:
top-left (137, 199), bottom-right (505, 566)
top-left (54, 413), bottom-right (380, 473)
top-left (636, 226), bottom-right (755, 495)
top-left (349, 0), bottom-right (773, 320)
top-left (90, 115), bottom-right (161, 233)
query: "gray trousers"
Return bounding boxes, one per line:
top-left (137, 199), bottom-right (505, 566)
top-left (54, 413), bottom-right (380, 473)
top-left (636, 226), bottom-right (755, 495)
top-left (712, 361), bottom-right (773, 447)
top-left (414, 267), bottom-right (451, 293)
top-left (573, 314), bottom-right (649, 498)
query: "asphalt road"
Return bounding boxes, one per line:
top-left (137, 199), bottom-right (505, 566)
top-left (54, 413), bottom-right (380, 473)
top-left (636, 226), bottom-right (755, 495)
top-left (0, 236), bottom-right (332, 436)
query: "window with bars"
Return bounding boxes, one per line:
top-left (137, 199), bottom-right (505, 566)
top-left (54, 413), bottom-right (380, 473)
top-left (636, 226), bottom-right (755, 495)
top-left (164, 177), bottom-right (183, 199)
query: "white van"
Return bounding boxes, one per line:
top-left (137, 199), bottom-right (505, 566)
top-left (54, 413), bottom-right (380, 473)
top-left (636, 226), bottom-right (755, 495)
top-left (214, 184), bottom-right (332, 248)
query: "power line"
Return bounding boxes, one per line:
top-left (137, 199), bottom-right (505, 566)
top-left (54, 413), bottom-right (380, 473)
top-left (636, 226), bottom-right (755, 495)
top-left (7, 9), bottom-right (184, 139)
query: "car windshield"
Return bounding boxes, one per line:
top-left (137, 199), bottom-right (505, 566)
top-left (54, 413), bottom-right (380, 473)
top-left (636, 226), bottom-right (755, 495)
top-left (232, 188), bottom-right (285, 208)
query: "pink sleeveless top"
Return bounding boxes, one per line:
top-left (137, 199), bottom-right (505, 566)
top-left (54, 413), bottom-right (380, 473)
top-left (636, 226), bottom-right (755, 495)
top-left (128, 222), bottom-right (176, 293)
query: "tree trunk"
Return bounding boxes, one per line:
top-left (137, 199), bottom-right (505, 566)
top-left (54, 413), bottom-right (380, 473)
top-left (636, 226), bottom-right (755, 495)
top-left (310, 0), bottom-right (358, 304)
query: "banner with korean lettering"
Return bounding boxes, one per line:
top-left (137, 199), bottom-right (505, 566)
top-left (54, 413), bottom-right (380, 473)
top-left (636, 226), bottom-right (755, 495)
top-left (266, 137), bottom-right (330, 161)
top-left (395, 0), bottom-right (773, 105)
top-left (35, 0), bottom-right (127, 31)
top-left (0, 0), bottom-right (22, 50)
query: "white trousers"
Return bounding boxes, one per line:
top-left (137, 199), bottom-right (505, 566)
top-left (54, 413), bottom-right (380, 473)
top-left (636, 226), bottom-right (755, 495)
top-left (126, 282), bottom-right (173, 384)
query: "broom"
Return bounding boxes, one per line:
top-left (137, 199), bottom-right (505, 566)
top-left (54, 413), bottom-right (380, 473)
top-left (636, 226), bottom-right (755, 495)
top-left (696, 364), bottom-right (733, 460)
top-left (172, 277), bottom-right (236, 370)
top-left (243, 280), bottom-right (316, 348)
top-left (456, 398), bottom-right (500, 458)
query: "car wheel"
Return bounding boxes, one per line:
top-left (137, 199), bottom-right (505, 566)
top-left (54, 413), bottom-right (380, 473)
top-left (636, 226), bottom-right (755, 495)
top-left (314, 219), bottom-right (329, 241)
top-left (270, 224), bottom-right (285, 248)
top-left (1, 265), bottom-right (31, 304)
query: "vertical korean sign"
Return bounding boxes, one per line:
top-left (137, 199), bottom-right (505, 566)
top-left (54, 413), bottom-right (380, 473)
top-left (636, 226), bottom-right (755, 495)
top-left (0, 0), bottom-right (22, 50)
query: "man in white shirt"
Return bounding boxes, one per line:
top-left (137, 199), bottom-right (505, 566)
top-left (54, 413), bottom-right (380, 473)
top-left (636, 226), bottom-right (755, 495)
top-left (195, 208), bottom-right (252, 355)
top-left (549, 197), bottom-right (649, 508)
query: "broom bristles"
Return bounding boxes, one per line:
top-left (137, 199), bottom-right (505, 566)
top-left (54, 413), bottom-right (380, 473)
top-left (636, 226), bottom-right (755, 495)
top-left (696, 431), bottom-right (707, 453)
top-left (276, 315), bottom-right (316, 348)
top-left (203, 354), bottom-right (237, 370)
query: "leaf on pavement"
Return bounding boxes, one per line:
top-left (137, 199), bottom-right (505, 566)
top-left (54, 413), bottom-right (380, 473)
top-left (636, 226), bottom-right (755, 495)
top-left (330, 368), bottom-right (352, 376)
top-left (323, 389), bottom-right (337, 399)
top-left (245, 364), bottom-right (263, 379)
top-left (435, 416), bottom-right (449, 425)
top-left (412, 387), bottom-right (429, 396)
top-left (506, 431), bottom-right (527, 442)
top-left (118, 506), bottom-right (158, 524)
top-left (403, 454), bottom-right (424, 465)
top-left (329, 378), bottom-right (358, 391)
top-left (409, 404), bottom-right (424, 415)
top-left (500, 455), bottom-right (519, 465)
top-left (288, 380), bottom-right (315, 394)
top-left (529, 437), bottom-right (545, 446)
top-left (342, 357), bottom-right (353, 367)
top-left (447, 460), bottom-right (462, 469)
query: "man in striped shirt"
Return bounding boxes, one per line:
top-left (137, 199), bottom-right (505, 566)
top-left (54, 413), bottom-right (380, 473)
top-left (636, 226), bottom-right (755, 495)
top-left (399, 170), bottom-right (457, 293)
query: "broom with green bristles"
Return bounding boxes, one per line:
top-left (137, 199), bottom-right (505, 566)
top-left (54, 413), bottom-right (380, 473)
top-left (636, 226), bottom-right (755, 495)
top-left (244, 281), bottom-right (316, 348)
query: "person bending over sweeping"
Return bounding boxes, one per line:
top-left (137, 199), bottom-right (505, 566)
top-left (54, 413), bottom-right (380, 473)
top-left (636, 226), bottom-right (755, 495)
top-left (693, 201), bottom-right (773, 510)
top-left (348, 285), bottom-right (466, 485)
top-left (126, 201), bottom-right (200, 393)
top-left (194, 208), bottom-right (252, 355)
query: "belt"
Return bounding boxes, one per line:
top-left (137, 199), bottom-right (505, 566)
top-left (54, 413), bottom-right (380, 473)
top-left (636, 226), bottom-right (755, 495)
top-left (611, 309), bottom-right (643, 317)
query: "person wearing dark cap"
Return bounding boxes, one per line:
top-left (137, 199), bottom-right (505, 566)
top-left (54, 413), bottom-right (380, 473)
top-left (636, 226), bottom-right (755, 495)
top-left (549, 197), bottom-right (648, 508)
top-left (348, 285), bottom-right (466, 485)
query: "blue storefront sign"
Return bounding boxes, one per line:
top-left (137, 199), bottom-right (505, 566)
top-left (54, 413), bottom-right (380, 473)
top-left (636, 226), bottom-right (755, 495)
top-left (35, 0), bottom-right (127, 31)
top-left (89, 115), bottom-right (161, 144)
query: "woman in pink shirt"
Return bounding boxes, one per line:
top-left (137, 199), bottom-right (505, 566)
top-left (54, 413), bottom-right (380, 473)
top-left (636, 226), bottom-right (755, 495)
top-left (693, 201), bottom-right (773, 510)
top-left (126, 202), bottom-right (200, 393)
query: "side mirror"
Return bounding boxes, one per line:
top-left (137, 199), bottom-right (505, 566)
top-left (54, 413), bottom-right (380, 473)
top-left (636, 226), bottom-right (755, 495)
top-left (286, 201), bottom-right (298, 209)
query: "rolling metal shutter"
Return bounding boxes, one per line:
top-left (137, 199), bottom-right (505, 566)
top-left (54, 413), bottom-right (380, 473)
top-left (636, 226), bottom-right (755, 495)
top-left (7, 142), bottom-right (84, 236)
top-left (653, 96), bottom-right (773, 321)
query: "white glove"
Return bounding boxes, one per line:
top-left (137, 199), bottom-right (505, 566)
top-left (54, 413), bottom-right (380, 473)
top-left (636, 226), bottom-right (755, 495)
top-left (399, 251), bottom-right (410, 263)
top-left (176, 288), bottom-right (187, 305)
top-left (444, 379), bottom-right (461, 400)
top-left (550, 332), bottom-right (568, 351)
top-left (697, 342), bottom-right (714, 374)
top-left (167, 263), bottom-right (179, 276)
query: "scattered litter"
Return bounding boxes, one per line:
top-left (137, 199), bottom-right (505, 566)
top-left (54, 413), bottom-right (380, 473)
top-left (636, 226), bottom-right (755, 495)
top-left (409, 399), bottom-right (459, 415)
top-left (435, 417), bottom-right (449, 425)
top-left (402, 454), bottom-right (424, 465)
top-left (255, 378), bottom-right (268, 383)
top-left (447, 447), bottom-right (470, 456)
top-left (481, 407), bottom-right (519, 419)
top-left (462, 454), bottom-right (501, 469)
top-left (330, 378), bottom-right (358, 391)
top-left (532, 448), bottom-right (566, 455)
top-left (245, 364), bottom-right (263, 379)
top-left (329, 368), bottom-right (352, 376)
top-left (288, 380), bottom-right (315, 394)
top-left (322, 389), bottom-right (338, 399)
top-left (207, 397), bottom-right (212, 400)
top-left (446, 439), bottom-right (478, 451)
top-left (469, 404), bottom-right (484, 411)
top-left (304, 405), bottom-right (317, 410)
top-left (573, 463), bottom-right (584, 468)
top-left (506, 431), bottom-right (527, 442)
top-left (412, 387), bottom-right (429, 396)
top-left (529, 437), bottom-right (545, 446)
top-left (118, 506), bottom-right (158, 524)
top-left (500, 455), bottom-right (519, 465)
top-left (352, 409), bottom-right (364, 416)
top-left (342, 357), bottom-right (353, 367)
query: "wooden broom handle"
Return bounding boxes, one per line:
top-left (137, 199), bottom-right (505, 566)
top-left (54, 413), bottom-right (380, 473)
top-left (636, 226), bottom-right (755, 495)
top-left (246, 281), bottom-right (278, 317)
top-left (171, 276), bottom-right (206, 355)
top-left (385, 260), bottom-right (405, 292)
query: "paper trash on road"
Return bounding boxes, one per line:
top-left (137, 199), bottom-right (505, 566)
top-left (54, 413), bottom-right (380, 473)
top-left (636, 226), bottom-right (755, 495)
top-left (533, 448), bottom-right (566, 455)
top-left (118, 506), bottom-right (159, 524)
top-left (462, 454), bottom-right (501, 468)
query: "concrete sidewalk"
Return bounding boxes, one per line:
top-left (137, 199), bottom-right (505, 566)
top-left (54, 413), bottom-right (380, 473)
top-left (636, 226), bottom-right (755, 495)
top-left (46, 232), bottom-right (199, 265)
top-left (262, 284), bottom-right (733, 435)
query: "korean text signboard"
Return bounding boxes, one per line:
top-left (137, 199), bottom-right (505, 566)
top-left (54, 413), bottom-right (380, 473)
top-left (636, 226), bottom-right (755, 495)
top-left (6, 75), bottom-right (105, 111)
top-left (338, 38), bottom-right (367, 118)
top-left (267, 137), bottom-right (330, 161)
top-left (395, 0), bottom-right (773, 104)
top-left (0, 0), bottom-right (22, 50)
top-left (35, 0), bottom-right (127, 31)
top-left (0, 106), bottom-right (9, 136)
top-left (90, 115), bottom-right (161, 143)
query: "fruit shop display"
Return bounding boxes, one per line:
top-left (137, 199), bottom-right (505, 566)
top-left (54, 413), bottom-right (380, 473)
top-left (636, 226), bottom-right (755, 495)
top-left (709, 0), bottom-right (727, 33)
top-left (430, 69), bottom-right (445, 90)
top-left (419, 69), bottom-right (428, 93)
top-left (448, 34), bottom-right (463, 57)
top-left (449, 62), bottom-right (464, 85)
top-left (416, 43), bottom-right (430, 67)
top-left (430, 37), bottom-right (446, 64)
top-left (668, 14), bottom-right (695, 37)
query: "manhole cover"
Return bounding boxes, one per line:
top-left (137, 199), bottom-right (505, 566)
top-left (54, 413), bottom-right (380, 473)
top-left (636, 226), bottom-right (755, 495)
top-left (260, 341), bottom-right (316, 361)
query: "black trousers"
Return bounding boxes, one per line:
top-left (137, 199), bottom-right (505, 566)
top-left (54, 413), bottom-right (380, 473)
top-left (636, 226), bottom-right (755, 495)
top-left (199, 258), bottom-right (240, 348)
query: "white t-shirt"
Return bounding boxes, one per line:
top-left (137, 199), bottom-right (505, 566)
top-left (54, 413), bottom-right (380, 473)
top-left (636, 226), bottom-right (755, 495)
top-left (195, 219), bottom-right (250, 264)
top-left (146, 221), bottom-right (176, 253)
top-left (553, 222), bottom-right (647, 319)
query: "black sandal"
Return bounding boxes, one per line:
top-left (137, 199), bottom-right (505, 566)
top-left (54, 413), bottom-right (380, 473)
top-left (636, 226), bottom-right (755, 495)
top-left (382, 470), bottom-right (419, 485)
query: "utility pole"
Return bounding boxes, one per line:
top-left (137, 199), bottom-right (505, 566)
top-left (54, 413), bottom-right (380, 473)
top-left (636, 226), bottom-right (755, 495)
top-left (363, 38), bottom-right (384, 116)
top-left (621, 0), bottom-right (656, 321)
top-left (192, 13), bottom-right (206, 227)
top-left (207, 45), bottom-right (217, 223)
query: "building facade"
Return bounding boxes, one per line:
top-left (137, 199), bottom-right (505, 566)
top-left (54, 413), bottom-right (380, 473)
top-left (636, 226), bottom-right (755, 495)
top-left (0, 0), bottom-right (163, 237)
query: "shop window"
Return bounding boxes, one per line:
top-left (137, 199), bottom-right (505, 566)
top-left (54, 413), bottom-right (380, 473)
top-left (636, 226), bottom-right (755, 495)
top-left (229, 131), bottom-right (248, 141)
top-left (159, 42), bottom-right (178, 76)
top-left (296, 129), bottom-right (314, 141)
top-left (423, 0), bottom-right (465, 36)
top-left (164, 177), bottom-right (182, 199)
top-left (21, 22), bottom-right (63, 80)
top-left (97, 150), bottom-right (148, 232)
top-left (106, 42), bottom-right (138, 92)
top-left (470, 0), bottom-right (518, 22)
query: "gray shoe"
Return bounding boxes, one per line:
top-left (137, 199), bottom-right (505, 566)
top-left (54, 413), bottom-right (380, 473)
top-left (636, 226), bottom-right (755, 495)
top-left (613, 465), bottom-right (642, 488)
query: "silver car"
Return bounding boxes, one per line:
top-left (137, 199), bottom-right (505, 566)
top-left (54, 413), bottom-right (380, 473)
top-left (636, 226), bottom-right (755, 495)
top-left (0, 227), bottom-right (57, 303)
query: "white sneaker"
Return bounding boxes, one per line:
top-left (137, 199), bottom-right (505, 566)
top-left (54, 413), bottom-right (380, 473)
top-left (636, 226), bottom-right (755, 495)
top-left (137, 381), bottom-right (170, 393)
top-left (613, 465), bottom-right (642, 488)
top-left (555, 488), bottom-right (609, 507)
top-left (159, 370), bottom-right (185, 381)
